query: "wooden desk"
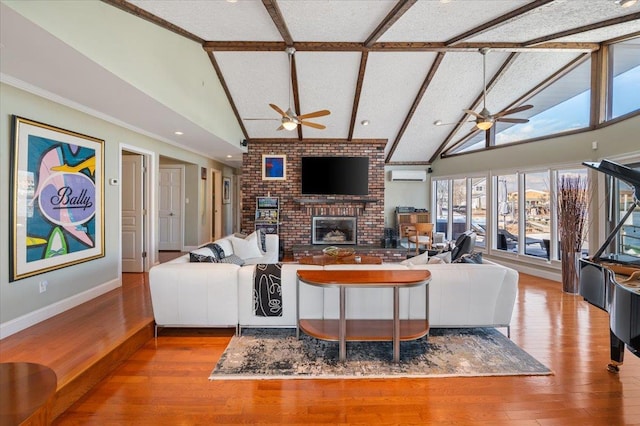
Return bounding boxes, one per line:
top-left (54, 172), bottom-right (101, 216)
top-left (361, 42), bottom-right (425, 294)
top-left (296, 269), bottom-right (430, 362)
top-left (298, 254), bottom-right (382, 265)
top-left (0, 362), bottom-right (57, 426)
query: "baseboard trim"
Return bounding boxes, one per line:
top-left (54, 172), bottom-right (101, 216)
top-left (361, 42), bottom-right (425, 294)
top-left (0, 278), bottom-right (121, 339)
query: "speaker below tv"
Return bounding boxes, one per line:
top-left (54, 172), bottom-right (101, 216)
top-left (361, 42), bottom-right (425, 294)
top-left (301, 156), bottom-right (369, 196)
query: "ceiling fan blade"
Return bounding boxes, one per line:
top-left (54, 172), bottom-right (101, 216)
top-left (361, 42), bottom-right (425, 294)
top-left (276, 125), bottom-right (285, 131)
top-left (300, 121), bottom-right (326, 129)
top-left (297, 109), bottom-right (331, 120)
top-left (435, 120), bottom-right (475, 126)
top-left (463, 109), bottom-right (483, 119)
top-left (496, 117), bottom-right (529, 124)
top-left (269, 103), bottom-right (287, 117)
top-left (494, 104), bottom-right (533, 118)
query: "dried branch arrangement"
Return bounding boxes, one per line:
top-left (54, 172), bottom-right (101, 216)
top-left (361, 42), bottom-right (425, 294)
top-left (557, 175), bottom-right (589, 293)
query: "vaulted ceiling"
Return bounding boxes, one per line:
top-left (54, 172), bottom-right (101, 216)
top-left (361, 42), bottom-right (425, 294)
top-left (3, 1), bottom-right (640, 168)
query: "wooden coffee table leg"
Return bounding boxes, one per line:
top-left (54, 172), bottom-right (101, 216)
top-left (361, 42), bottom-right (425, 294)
top-left (339, 286), bottom-right (346, 362)
top-left (393, 286), bottom-right (400, 362)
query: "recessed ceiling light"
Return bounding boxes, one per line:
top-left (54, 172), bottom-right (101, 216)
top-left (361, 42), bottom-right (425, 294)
top-left (226, 155), bottom-right (233, 158)
top-left (361, 120), bottom-right (370, 126)
top-left (617, 0), bottom-right (637, 7)
top-left (433, 120), bottom-right (443, 126)
top-left (174, 131), bottom-right (183, 135)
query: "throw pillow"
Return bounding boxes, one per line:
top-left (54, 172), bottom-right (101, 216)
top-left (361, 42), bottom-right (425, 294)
top-left (431, 251), bottom-right (452, 263)
top-left (204, 243), bottom-right (226, 260)
top-left (454, 251), bottom-right (483, 264)
top-left (219, 254), bottom-right (245, 265)
top-left (189, 247), bottom-right (218, 263)
top-left (213, 238), bottom-right (234, 257)
top-left (256, 229), bottom-right (267, 254)
top-left (230, 234), bottom-right (263, 259)
top-left (427, 256), bottom-right (445, 264)
top-left (400, 251), bottom-right (429, 266)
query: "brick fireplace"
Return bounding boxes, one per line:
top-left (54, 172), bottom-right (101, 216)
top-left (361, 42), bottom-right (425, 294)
top-left (312, 216), bottom-right (357, 245)
top-left (241, 139), bottom-right (386, 257)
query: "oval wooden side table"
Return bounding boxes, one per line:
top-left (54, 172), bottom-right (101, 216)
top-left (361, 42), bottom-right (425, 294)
top-left (0, 362), bottom-right (57, 426)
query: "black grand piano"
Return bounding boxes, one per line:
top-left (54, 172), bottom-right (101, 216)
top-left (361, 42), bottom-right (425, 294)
top-left (580, 159), bottom-right (640, 373)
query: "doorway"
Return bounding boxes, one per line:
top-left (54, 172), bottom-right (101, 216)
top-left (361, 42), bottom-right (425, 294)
top-left (120, 145), bottom-right (154, 273)
top-left (158, 165), bottom-right (184, 251)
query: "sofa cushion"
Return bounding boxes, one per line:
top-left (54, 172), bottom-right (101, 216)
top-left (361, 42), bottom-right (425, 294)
top-left (230, 233), bottom-right (263, 259)
top-left (219, 254), bottom-right (245, 265)
top-left (429, 251), bottom-right (451, 264)
top-left (189, 247), bottom-right (218, 263)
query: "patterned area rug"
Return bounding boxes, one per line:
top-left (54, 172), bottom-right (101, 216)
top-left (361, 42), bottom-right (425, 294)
top-left (209, 328), bottom-right (552, 380)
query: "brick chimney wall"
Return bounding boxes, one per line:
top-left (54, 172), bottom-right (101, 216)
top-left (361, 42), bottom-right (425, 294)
top-left (241, 140), bottom-right (386, 257)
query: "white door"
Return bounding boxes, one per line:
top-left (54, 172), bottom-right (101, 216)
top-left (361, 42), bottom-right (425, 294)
top-left (159, 166), bottom-right (183, 251)
top-left (122, 154), bottom-right (145, 273)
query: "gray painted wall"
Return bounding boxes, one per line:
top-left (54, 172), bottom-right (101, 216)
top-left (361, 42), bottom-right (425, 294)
top-left (0, 83), bottom-right (232, 328)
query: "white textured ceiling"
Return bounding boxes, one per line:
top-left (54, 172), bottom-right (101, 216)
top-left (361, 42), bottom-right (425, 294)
top-left (3, 0), bottom-right (639, 167)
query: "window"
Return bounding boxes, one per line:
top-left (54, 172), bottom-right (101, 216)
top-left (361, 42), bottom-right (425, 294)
top-left (609, 38), bottom-right (640, 120)
top-left (471, 177), bottom-right (487, 248)
top-left (435, 180), bottom-right (449, 238)
top-left (452, 178), bottom-right (466, 240)
top-left (494, 59), bottom-right (591, 145)
top-left (496, 174), bottom-right (519, 253)
top-left (524, 172), bottom-right (550, 258)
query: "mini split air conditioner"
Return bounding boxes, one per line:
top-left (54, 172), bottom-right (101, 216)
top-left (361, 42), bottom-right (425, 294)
top-left (390, 170), bottom-right (427, 182)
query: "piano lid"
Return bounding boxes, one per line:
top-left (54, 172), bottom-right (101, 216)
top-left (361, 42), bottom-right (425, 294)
top-left (583, 159), bottom-right (640, 263)
top-left (583, 159), bottom-right (640, 204)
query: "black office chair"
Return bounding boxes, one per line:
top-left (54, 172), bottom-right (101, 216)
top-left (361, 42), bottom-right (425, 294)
top-left (450, 231), bottom-right (477, 262)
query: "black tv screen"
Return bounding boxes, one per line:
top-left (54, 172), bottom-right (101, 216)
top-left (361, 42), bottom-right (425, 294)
top-left (301, 156), bottom-right (369, 196)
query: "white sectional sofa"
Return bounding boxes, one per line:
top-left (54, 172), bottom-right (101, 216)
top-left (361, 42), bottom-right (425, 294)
top-left (148, 235), bottom-right (519, 337)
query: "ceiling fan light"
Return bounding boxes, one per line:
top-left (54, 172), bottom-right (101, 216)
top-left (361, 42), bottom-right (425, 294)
top-left (476, 120), bottom-right (493, 131)
top-left (282, 119), bottom-right (297, 131)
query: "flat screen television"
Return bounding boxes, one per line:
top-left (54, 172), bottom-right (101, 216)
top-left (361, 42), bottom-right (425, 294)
top-left (301, 156), bottom-right (369, 196)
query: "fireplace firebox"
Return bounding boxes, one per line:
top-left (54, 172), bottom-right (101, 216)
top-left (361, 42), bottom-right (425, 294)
top-left (312, 216), bottom-right (357, 245)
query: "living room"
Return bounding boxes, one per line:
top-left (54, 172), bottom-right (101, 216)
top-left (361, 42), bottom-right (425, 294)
top-left (1, 1), bottom-right (639, 424)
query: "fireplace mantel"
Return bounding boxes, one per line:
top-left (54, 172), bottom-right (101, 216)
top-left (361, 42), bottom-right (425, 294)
top-left (294, 198), bottom-right (378, 205)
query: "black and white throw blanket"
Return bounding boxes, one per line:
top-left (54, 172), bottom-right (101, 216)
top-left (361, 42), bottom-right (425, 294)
top-left (253, 263), bottom-right (282, 317)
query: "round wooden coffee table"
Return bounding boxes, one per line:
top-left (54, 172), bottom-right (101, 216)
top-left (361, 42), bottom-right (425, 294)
top-left (298, 254), bottom-right (382, 265)
top-left (0, 362), bottom-right (57, 426)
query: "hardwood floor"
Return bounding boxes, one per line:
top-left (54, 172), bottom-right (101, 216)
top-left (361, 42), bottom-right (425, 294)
top-left (3, 272), bottom-right (639, 425)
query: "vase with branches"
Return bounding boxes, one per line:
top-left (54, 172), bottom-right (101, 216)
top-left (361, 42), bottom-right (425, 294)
top-left (557, 174), bottom-right (589, 293)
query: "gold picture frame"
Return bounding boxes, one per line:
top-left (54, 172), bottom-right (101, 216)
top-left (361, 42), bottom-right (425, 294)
top-left (10, 116), bottom-right (105, 281)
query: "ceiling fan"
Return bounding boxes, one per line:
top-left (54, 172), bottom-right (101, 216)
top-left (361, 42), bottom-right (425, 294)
top-left (435, 48), bottom-right (533, 131)
top-left (244, 47), bottom-right (331, 131)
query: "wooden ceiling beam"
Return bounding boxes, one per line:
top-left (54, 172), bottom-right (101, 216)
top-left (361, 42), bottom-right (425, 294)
top-left (206, 52), bottom-right (249, 141)
top-left (524, 13), bottom-right (640, 46)
top-left (262, 0), bottom-right (294, 46)
top-left (348, 52), bottom-right (369, 141)
top-left (290, 54), bottom-right (303, 140)
top-left (364, 0), bottom-right (417, 48)
top-left (203, 41), bottom-right (599, 52)
top-left (385, 52), bottom-right (445, 163)
top-left (445, 0), bottom-right (555, 46)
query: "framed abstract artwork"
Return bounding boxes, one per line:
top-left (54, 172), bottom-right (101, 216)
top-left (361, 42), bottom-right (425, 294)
top-left (262, 154), bottom-right (286, 181)
top-left (10, 116), bottom-right (105, 281)
top-left (223, 177), bottom-right (231, 204)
